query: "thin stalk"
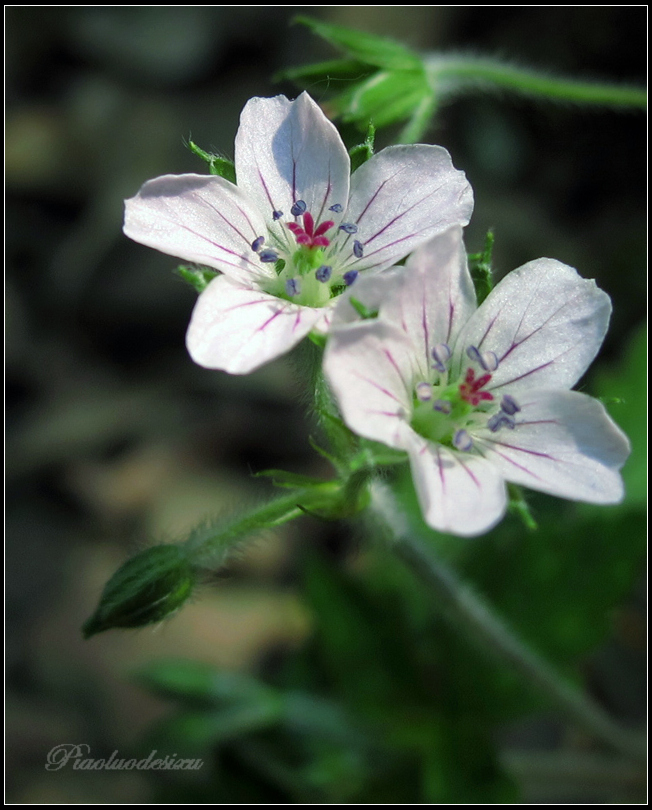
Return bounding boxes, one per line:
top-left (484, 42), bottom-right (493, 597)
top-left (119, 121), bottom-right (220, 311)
top-left (425, 55), bottom-right (647, 109)
top-left (370, 483), bottom-right (646, 762)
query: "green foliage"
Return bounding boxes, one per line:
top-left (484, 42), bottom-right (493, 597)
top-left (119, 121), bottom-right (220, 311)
top-left (468, 229), bottom-right (495, 305)
top-left (187, 140), bottom-right (237, 182)
top-left (281, 17), bottom-right (645, 143)
top-left (592, 324), bottom-right (647, 509)
top-left (174, 264), bottom-right (218, 293)
top-left (348, 122), bottom-right (376, 172)
top-left (83, 544), bottom-right (196, 637)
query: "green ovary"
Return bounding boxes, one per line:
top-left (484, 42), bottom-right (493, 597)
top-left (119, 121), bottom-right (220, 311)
top-left (410, 384), bottom-right (476, 447)
top-left (262, 246), bottom-right (334, 308)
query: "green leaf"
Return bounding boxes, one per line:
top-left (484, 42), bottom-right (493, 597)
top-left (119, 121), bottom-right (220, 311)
top-left (174, 264), bottom-right (218, 293)
top-left (276, 58), bottom-right (373, 86)
top-left (83, 544), bottom-right (195, 637)
top-left (134, 660), bottom-right (278, 708)
top-left (188, 140), bottom-right (236, 183)
top-left (340, 70), bottom-right (429, 128)
top-left (468, 229), bottom-right (494, 305)
top-left (592, 324), bottom-right (646, 509)
top-left (348, 123), bottom-right (376, 172)
top-left (295, 16), bottom-right (422, 71)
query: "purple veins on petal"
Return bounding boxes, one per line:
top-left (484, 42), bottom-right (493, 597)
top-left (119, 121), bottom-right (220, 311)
top-left (339, 222), bottom-right (358, 234)
top-left (291, 200), bottom-right (307, 217)
top-left (433, 399), bottom-right (452, 414)
top-left (285, 278), bottom-right (301, 297)
top-left (315, 265), bottom-right (332, 283)
top-left (329, 203), bottom-right (343, 213)
top-left (272, 209), bottom-right (284, 221)
top-left (453, 429), bottom-right (473, 452)
top-left (251, 236), bottom-right (265, 252)
top-left (259, 249), bottom-right (279, 263)
top-left (343, 270), bottom-right (358, 286)
top-left (416, 382), bottom-right (432, 401)
top-left (353, 240), bottom-right (364, 258)
top-left (501, 394), bottom-right (521, 415)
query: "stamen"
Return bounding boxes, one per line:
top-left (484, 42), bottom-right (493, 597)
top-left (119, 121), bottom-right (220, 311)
top-left (329, 203), bottom-right (343, 213)
top-left (433, 399), bottom-right (452, 414)
top-left (431, 343), bottom-right (451, 373)
top-left (453, 429), bottom-right (473, 452)
top-left (272, 209), bottom-right (284, 221)
top-left (343, 270), bottom-right (358, 286)
top-left (259, 250), bottom-right (279, 263)
top-left (315, 265), bottom-right (332, 283)
top-left (290, 200), bottom-right (307, 217)
top-left (285, 278), bottom-right (301, 297)
top-left (339, 223), bottom-right (358, 234)
top-left (251, 236), bottom-right (265, 252)
top-left (487, 413), bottom-right (516, 433)
top-left (353, 240), bottom-right (364, 258)
top-left (501, 394), bottom-right (521, 415)
top-left (415, 382), bottom-right (432, 401)
top-left (467, 346), bottom-right (499, 371)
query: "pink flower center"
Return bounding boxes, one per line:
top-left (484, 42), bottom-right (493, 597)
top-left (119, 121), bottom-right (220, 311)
top-left (459, 368), bottom-right (494, 406)
top-left (287, 211), bottom-right (334, 249)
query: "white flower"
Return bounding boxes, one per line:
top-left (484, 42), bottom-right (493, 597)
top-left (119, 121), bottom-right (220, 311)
top-left (324, 227), bottom-right (630, 536)
top-left (123, 92), bottom-right (473, 373)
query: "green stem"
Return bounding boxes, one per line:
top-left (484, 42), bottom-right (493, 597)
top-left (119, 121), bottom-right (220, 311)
top-left (370, 483), bottom-right (646, 762)
top-left (185, 488), bottom-right (332, 569)
top-left (398, 92), bottom-right (438, 144)
top-left (425, 55), bottom-right (647, 109)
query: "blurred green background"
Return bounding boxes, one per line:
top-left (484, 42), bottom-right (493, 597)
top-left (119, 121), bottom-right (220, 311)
top-left (6, 7), bottom-right (645, 803)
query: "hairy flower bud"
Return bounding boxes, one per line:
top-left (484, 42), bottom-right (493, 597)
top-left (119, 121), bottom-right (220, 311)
top-left (82, 544), bottom-right (196, 638)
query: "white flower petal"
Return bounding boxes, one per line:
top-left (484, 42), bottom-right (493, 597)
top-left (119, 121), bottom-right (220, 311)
top-left (453, 259), bottom-right (611, 395)
top-left (342, 145), bottom-right (473, 273)
top-left (406, 436), bottom-right (507, 537)
top-left (186, 276), bottom-right (322, 374)
top-left (330, 267), bottom-right (404, 327)
top-left (475, 389), bottom-right (629, 504)
top-left (124, 174), bottom-right (270, 284)
top-left (235, 92), bottom-right (350, 228)
top-left (323, 321), bottom-right (418, 449)
top-left (381, 227), bottom-right (477, 373)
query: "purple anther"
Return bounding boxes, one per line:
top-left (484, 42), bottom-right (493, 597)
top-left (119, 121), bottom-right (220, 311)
top-left (481, 351), bottom-right (499, 371)
top-left (272, 209), bottom-right (283, 221)
top-left (433, 399), bottom-right (452, 414)
top-left (467, 345), bottom-right (499, 372)
top-left (251, 236), bottom-right (265, 252)
top-left (329, 203), bottom-right (343, 213)
top-left (343, 270), bottom-right (358, 286)
top-left (431, 343), bottom-right (451, 373)
top-left (259, 250), bottom-right (279, 263)
top-left (453, 429), bottom-right (473, 452)
top-left (501, 394), bottom-right (521, 415)
top-left (415, 382), bottom-right (432, 402)
top-left (315, 265), bottom-right (332, 283)
top-left (285, 278), bottom-right (301, 297)
top-left (353, 240), bottom-right (364, 258)
top-left (290, 200), bottom-right (307, 217)
top-left (466, 345), bottom-right (483, 365)
top-left (487, 413), bottom-right (515, 433)
top-left (339, 222), bottom-right (358, 234)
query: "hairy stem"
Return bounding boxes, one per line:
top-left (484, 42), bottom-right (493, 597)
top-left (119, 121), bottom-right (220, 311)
top-left (370, 483), bottom-right (646, 762)
top-left (425, 55), bottom-right (647, 109)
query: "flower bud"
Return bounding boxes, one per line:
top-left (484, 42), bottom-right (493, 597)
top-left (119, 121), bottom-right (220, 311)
top-left (83, 544), bottom-right (196, 638)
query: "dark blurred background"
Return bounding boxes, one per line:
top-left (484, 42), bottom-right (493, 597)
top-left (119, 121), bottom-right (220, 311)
top-left (6, 7), bottom-right (646, 803)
